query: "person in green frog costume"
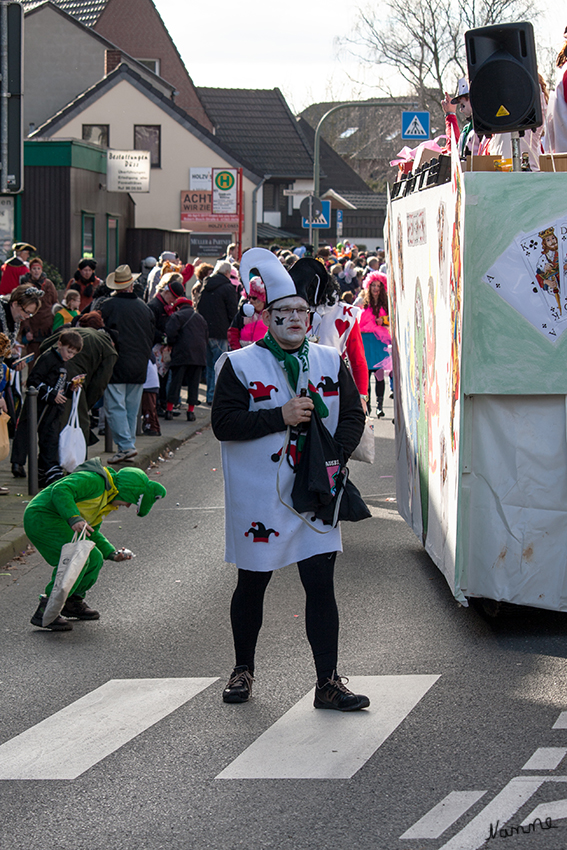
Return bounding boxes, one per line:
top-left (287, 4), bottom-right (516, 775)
top-left (26, 458), bottom-right (166, 630)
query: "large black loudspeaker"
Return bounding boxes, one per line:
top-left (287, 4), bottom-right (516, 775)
top-left (465, 22), bottom-right (542, 135)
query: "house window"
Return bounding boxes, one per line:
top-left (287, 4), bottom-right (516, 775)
top-left (107, 216), bottom-right (119, 271)
top-left (263, 182), bottom-right (279, 212)
top-left (136, 59), bottom-right (160, 76)
top-left (134, 125), bottom-right (161, 168)
top-left (82, 124), bottom-right (109, 147)
top-left (81, 213), bottom-right (95, 259)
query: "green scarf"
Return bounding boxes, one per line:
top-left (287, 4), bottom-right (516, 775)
top-left (264, 331), bottom-right (328, 418)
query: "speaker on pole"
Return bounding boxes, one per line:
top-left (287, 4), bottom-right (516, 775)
top-left (465, 22), bottom-right (542, 136)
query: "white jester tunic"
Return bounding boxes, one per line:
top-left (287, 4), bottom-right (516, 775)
top-left (215, 341), bottom-right (344, 571)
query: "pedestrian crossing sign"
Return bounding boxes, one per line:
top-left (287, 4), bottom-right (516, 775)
top-left (401, 111), bottom-right (430, 141)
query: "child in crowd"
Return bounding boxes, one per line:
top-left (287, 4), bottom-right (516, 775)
top-left (11, 329), bottom-right (85, 485)
top-left (142, 352), bottom-right (161, 436)
top-left (53, 290), bottom-right (81, 331)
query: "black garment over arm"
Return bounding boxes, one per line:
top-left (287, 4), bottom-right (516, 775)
top-left (211, 356), bottom-right (286, 441)
top-left (333, 359), bottom-right (365, 459)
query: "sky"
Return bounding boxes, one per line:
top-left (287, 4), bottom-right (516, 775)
top-left (154, 0), bottom-right (566, 114)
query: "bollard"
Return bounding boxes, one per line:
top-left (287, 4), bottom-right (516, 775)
top-left (27, 386), bottom-right (39, 497)
top-left (136, 400), bottom-right (143, 437)
top-left (104, 422), bottom-right (113, 454)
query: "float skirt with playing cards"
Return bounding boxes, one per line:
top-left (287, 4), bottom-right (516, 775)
top-left (388, 166), bottom-right (567, 612)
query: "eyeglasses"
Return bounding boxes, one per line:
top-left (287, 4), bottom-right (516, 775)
top-left (272, 307), bottom-right (310, 316)
top-left (22, 307), bottom-right (36, 317)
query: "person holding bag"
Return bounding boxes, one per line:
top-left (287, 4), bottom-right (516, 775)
top-left (26, 459), bottom-right (166, 631)
top-left (10, 329), bottom-right (84, 486)
top-left (212, 249), bottom-right (369, 712)
top-left (164, 295), bottom-right (208, 421)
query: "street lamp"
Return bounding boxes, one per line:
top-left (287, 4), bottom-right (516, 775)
top-left (311, 101), bottom-right (418, 252)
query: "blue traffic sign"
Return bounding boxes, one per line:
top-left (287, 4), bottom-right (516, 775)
top-left (302, 199), bottom-right (331, 230)
top-left (401, 111), bottom-right (430, 141)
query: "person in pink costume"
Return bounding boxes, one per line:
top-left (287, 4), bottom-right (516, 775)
top-left (359, 273), bottom-right (392, 418)
top-left (227, 277), bottom-right (268, 350)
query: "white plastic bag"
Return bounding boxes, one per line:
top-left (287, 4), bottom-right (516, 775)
top-left (58, 388), bottom-right (86, 472)
top-left (350, 418), bottom-right (375, 464)
top-left (42, 527), bottom-right (96, 626)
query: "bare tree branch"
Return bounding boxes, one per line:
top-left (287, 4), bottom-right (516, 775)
top-left (340, 0), bottom-right (540, 111)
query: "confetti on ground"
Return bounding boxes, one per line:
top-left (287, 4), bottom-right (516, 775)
top-left (386, 497), bottom-right (396, 502)
top-left (211, 468), bottom-right (217, 472)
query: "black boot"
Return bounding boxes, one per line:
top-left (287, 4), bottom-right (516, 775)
top-left (314, 674), bottom-right (370, 711)
top-left (222, 665), bottom-right (254, 703)
top-left (30, 595), bottom-right (73, 631)
top-left (61, 594), bottom-right (100, 620)
top-left (375, 378), bottom-right (385, 418)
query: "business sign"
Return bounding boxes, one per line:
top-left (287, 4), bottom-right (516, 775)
top-left (107, 150), bottom-right (151, 192)
top-left (302, 199), bottom-right (331, 230)
top-left (180, 190), bottom-right (239, 232)
top-left (401, 111), bottom-right (430, 141)
top-left (189, 232), bottom-right (233, 257)
top-left (189, 168), bottom-right (212, 190)
top-left (212, 168), bottom-right (237, 215)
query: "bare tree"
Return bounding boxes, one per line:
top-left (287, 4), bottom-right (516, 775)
top-left (342, 0), bottom-right (540, 114)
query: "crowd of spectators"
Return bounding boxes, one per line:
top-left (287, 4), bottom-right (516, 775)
top-left (0, 237), bottom-right (391, 495)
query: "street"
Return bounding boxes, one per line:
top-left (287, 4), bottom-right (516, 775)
top-left (2, 400), bottom-right (567, 850)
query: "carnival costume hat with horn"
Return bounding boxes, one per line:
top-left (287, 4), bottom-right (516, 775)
top-left (240, 248), bottom-right (312, 305)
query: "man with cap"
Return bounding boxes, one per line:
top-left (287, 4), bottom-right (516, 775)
top-left (145, 251), bottom-right (181, 302)
top-left (99, 265), bottom-right (155, 464)
top-left (442, 78), bottom-right (479, 158)
top-left (0, 242), bottom-right (36, 295)
top-left (212, 248), bottom-right (369, 711)
top-left (26, 458), bottom-right (166, 630)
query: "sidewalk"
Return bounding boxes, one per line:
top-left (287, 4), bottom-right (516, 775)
top-left (0, 395), bottom-right (212, 568)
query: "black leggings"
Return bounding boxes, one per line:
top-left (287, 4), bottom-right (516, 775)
top-left (230, 551), bottom-right (339, 684)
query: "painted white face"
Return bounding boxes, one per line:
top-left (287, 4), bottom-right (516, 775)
top-left (264, 296), bottom-right (310, 350)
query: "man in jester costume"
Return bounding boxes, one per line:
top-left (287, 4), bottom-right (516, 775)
top-left (212, 248), bottom-right (369, 711)
top-left (26, 458), bottom-right (166, 630)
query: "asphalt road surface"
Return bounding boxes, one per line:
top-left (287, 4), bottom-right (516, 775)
top-left (2, 400), bottom-right (567, 850)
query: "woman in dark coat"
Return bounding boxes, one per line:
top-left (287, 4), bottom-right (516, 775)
top-left (65, 259), bottom-right (102, 313)
top-left (147, 272), bottom-right (186, 411)
top-left (164, 297), bottom-right (208, 421)
top-left (20, 258), bottom-right (59, 362)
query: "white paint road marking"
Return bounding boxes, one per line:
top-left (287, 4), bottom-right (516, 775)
top-left (552, 711), bottom-right (567, 729)
top-left (216, 674), bottom-right (440, 780)
top-left (400, 791), bottom-right (487, 839)
top-left (0, 678), bottom-right (217, 780)
top-left (522, 747), bottom-right (567, 770)
top-left (436, 777), bottom-right (547, 850)
top-left (521, 798), bottom-right (567, 823)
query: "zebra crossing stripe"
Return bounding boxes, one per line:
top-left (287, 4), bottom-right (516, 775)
top-left (400, 791), bottom-right (487, 839)
top-left (0, 678), bottom-right (217, 780)
top-left (216, 674), bottom-right (439, 780)
top-left (522, 747), bottom-right (567, 770)
top-left (552, 711), bottom-right (567, 729)
top-left (436, 777), bottom-right (547, 850)
top-left (521, 797), bottom-right (567, 824)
